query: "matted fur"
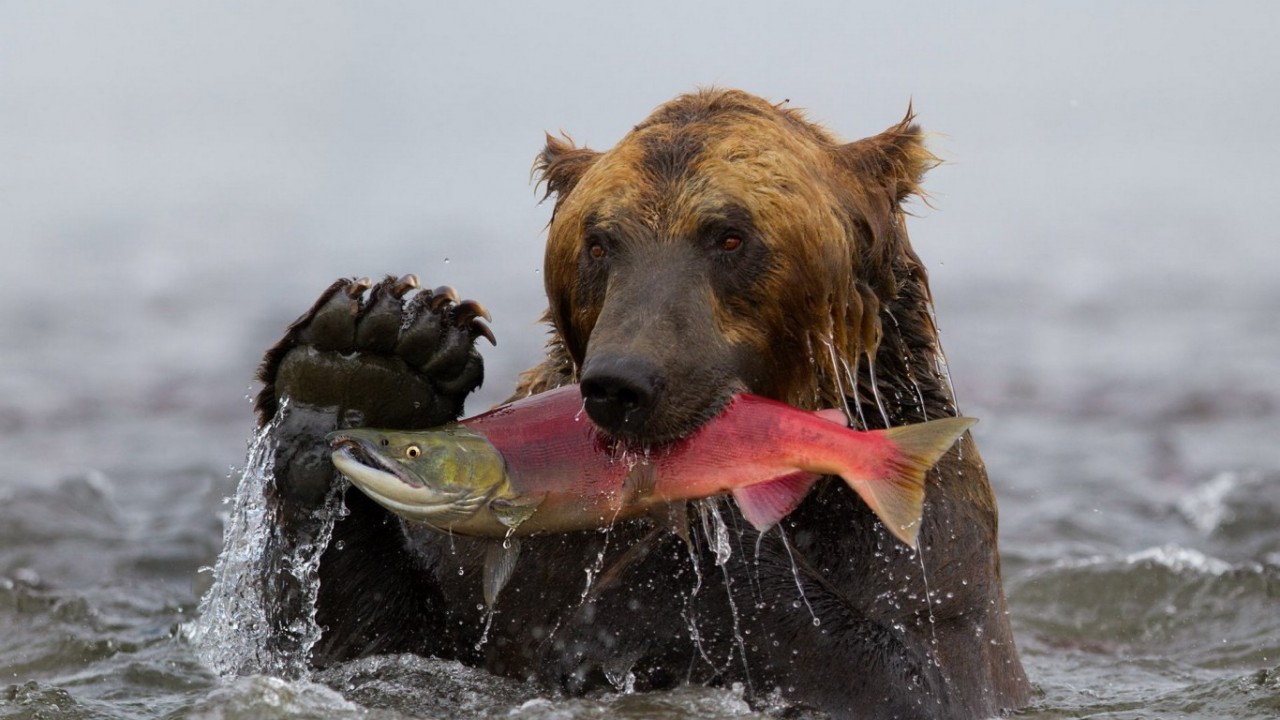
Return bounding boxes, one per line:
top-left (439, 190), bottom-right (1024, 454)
top-left (522, 89), bottom-right (947, 430)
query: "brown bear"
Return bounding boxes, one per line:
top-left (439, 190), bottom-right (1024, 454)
top-left (252, 89), bottom-right (1030, 719)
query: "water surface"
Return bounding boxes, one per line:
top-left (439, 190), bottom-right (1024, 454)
top-left (2, 3), bottom-right (1278, 718)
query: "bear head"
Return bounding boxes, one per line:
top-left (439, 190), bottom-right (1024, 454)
top-left (536, 88), bottom-right (940, 444)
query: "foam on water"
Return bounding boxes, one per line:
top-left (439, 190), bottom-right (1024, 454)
top-left (1053, 544), bottom-right (1238, 577)
top-left (1176, 471), bottom-right (1242, 534)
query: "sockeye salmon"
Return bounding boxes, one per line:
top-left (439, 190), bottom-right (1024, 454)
top-left (328, 384), bottom-right (974, 604)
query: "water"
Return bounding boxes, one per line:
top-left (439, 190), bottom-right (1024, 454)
top-left (3, 2), bottom-right (1280, 718)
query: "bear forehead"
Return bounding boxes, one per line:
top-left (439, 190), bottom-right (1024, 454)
top-left (558, 112), bottom-right (842, 234)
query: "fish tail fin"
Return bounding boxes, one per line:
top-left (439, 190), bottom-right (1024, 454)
top-left (839, 416), bottom-right (976, 550)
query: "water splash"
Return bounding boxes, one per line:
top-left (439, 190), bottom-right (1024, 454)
top-left (865, 357), bottom-right (893, 428)
top-left (820, 336), bottom-right (855, 425)
top-left (914, 546), bottom-right (943, 670)
top-left (777, 528), bottom-right (818, 625)
top-left (925, 300), bottom-right (961, 413)
top-left (1176, 471), bottom-right (1239, 534)
top-left (580, 501), bottom-right (629, 601)
top-left (185, 403), bottom-right (345, 679)
top-left (699, 499), bottom-right (733, 567)
top-left (475, 604), bottom-right (497, 651)
top-left (840, 354), bottom-right (869, 429)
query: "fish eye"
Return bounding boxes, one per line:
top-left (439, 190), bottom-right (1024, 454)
top-left (406, 445), bottom-right (421, 459)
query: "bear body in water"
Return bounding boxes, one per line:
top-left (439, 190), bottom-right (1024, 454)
top-left (252, 89), bottom-right (1030, 719)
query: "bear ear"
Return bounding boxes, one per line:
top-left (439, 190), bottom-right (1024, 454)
top-left (833, 106), bottom-right (939, 206)
top-left (534, 133), bottom-right (601, 204)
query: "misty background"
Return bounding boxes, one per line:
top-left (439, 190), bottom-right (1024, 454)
top-left (2, 1), bottom-right (1276, 494)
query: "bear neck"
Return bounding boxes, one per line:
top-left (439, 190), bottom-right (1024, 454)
top-left (811, 248), bottom-right (957, 431)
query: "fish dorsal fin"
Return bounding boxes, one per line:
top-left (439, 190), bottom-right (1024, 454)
top-left (490, 495), bottom-right (543, 530)
top-left (815, 408), bottom-right (850, 426)
top-left (647, 501), bottom-right (692, 549)
top-left (731, 472), bottom-right (821, 531)
top-left (483, 537), bottom-right (522, 607)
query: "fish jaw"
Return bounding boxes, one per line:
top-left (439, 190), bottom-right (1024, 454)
top-left (329, 437), bottom-right (493, 529)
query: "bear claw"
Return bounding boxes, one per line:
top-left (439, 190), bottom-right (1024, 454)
top-left (254, 275), bottom-right (492, 428)
top-left (392, 273), bottom-right (420, 298)
top-left (429, 285), bottom-right (461, 312)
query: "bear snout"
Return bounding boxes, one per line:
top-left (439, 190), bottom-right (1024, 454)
top-left (579, 353), bottom-right (663, 437)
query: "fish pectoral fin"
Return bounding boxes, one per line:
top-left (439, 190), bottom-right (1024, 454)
top-left (647, 501), bottom-right (692, 549)
top-left (814, 408), bottom-right (851, 426)
top-left (731, 472), bottom-right (821, 532)
top-left (622, 462), bottom-right (657, 502)
top-left (490, 495), bottom-right (543, 530)
top-left (483, 537), bottom-right (522, 607)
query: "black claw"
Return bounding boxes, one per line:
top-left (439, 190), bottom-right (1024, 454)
top-left (472, 320), bottom-right (497, 347)
top-left (256, 275), bottom-right (487, 430)
top-left (429, 286), bottom-right (460, 312)
top-left (452, 299), bottom-right (493, 325)
top-left (347, 277), bottom-right (373, 297)
top-left (393, 274), bottom-right (419, 298)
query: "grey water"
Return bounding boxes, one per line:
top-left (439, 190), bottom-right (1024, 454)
top-left (3, 2), bottom-right (1279, 718)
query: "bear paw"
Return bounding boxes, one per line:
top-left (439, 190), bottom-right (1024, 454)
top-left (254, 275), bottom-right (493, 507)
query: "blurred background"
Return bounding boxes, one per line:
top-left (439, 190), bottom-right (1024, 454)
top-left (1, 2), bottom-right (1277, 718)
top-left (2, 1), bottom-right (1276, 481)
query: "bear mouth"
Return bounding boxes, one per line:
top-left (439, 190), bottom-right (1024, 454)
top-left (600, 384), bottom-right (739, 449)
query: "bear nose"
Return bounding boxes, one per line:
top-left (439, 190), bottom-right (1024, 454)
top-left (579, 355), bottom-right (662, 437)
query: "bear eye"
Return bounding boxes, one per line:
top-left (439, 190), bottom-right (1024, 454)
top-left (588, 242), bottom-right (606, 260)
top-left (406, 445), bottom-right (421, 459)
top-left (720, 235), bottom-right (743, 252)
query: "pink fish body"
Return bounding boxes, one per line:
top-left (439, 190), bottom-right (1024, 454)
top-left (331, 384), bottom-right (973, 549)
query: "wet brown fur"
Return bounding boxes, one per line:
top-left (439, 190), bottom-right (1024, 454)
top-left (514, 89), bottom-right (1030, 716)
top-left (523, 90), bottom-right (945, 427)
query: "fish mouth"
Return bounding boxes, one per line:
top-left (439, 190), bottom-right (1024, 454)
top-left (329, 435), bottom-right (423, 487)
top-left (328, 437), bottom-right (489, 528)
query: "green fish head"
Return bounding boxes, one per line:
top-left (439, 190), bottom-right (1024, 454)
top-left (327, 425), bottom-right (506, 530)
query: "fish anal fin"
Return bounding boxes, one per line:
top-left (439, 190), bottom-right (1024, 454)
top-left (847, 416), bottom-right (976, 549)
top-left (732, 472), bottom-right (821, 532)
top-left (483, 537), bottom-right (522, 607)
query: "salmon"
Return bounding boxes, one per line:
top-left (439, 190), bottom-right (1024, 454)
top-left (329, 384), bottom-right (973, 604)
